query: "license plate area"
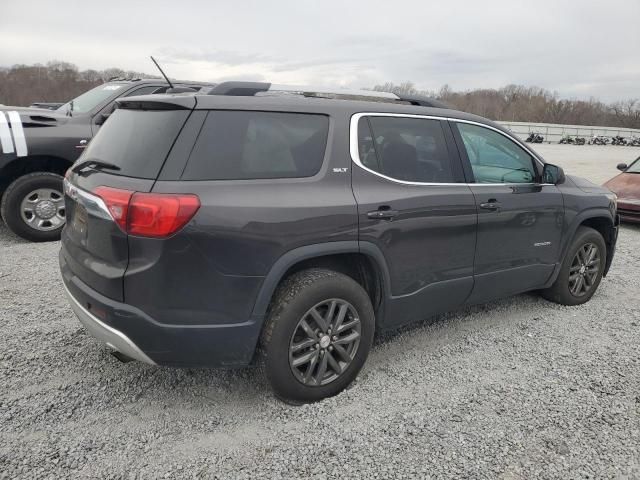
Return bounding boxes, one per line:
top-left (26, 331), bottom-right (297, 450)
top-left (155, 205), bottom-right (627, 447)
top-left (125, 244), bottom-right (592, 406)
top-left (71, 203), bottom-right (89, 237)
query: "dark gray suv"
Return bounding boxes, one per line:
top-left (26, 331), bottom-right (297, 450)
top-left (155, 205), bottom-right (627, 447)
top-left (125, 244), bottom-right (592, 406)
top-left (60, 83), bottom-right (619, 403)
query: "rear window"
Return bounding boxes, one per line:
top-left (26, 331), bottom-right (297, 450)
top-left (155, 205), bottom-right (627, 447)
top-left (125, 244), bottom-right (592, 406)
top-left (181, 111), bottom-right (329, 180)
top-left (80, 108), bottom-right (189, 179)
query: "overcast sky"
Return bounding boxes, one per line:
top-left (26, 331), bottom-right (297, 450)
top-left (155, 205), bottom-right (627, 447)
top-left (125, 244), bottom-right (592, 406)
top-left (1, 0), bottom-right (638, 102)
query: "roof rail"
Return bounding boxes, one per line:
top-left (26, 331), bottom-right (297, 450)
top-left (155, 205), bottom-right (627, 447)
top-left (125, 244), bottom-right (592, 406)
top-left (396, 94), bottom-right (450, 109)
top-left (208, 81), bottom-right (399, 100)
top-left (207, 81), bottom-right (449, 108)
top-left (269, 84), bottom-right (399, 100)
top-left (208, 81), bottom-right (271, 96)
top-left (106, 77), bottom-right (142, 82)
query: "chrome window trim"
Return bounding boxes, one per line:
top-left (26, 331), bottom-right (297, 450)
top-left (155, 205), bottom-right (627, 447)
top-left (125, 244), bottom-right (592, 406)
top-left (349, 112), bottom-right (552, 187)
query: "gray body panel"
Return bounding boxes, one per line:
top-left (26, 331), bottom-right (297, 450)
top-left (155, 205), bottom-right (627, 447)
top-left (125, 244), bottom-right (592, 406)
top-left (59, 93), bottom-right (619, 367)
top-left (464, 183), bottom-right (565, 303)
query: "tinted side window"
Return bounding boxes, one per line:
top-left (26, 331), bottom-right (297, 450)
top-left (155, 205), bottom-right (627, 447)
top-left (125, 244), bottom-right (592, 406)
top-left (182, 111), bottom-right (329, 180)
top-left (456, 123), bottom-right (537, 184)
top-left (360, 116), bottom-right (455, 183)
top-left (357, 118), bottom-right (379, 171)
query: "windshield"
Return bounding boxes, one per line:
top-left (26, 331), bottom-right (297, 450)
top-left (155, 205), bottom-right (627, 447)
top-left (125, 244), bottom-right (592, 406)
top-left (56, 83), bottom-right (126, 115)
top-left (626, 157), bottom-right (640, 173)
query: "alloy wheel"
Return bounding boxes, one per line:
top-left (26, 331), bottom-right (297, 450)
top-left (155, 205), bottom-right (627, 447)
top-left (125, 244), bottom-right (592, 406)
top-left (288, 299), bottom-right (361, 386)
top-left (568, 242), bottom-right (600, 297)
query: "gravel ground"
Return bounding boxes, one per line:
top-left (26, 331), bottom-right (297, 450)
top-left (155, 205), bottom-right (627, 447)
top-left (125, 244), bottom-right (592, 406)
top-left (1, 147), bottom-right (640, 479)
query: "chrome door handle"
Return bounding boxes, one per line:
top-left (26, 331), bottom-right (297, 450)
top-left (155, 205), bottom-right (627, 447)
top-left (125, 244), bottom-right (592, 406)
top-left (479, 201), bottom-right (500, 211)
top-left (367, 209), bottom-right (399, 220)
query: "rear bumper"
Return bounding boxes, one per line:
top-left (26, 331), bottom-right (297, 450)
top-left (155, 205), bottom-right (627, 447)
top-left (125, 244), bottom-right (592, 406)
top-left (63, 281), bottom-right (156, 364)
top-left (60, 251), bottom-right (264, 368)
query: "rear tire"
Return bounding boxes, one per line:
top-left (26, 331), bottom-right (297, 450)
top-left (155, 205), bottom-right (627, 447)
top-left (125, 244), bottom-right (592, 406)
top-left (1, 172), bottom-right (65, 242)
top-left (540, 226), bottom-right (606, 306)
top-left (261, 268), bottom-right (375, 404)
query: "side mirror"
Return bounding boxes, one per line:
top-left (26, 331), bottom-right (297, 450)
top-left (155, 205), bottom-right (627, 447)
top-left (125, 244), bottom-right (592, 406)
top-left (617, 163), bottom-right (628, 171)
top-left (542, 163), bottom-right (566, 185)
top-left (94, 112), bottom-right (111, 126)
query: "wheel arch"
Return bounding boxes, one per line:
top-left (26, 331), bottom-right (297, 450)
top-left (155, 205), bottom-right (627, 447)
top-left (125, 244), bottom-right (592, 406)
top-left (251, 241), bottom-right (391, 326)
top-left (563, 209), bottom-right (617, 278)
top-left (0, 155), bottom-right (71, 198)
top-left (578, 214), bottom-right (617, 276)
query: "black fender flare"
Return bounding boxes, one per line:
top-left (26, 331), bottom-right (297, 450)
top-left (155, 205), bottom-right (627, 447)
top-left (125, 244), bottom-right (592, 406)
top-left (250, 241), bottom-right (392, 318)
top-left (563, 208), bottom-right (614, 251)
top-left (0, 154), bottom-right (72, 189)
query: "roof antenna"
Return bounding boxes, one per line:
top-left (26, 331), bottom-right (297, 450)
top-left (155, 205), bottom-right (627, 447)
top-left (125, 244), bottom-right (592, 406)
top-left (150, 56), bottom-right (174, 89)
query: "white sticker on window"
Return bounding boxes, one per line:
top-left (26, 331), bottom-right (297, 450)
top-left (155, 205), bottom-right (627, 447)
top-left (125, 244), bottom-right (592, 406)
top-left (103, 85), bottom-right (123, 91)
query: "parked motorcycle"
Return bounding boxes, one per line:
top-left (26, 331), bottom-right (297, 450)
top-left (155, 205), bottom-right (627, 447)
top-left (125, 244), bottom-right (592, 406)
top-left (627, 136), bottom-right (640, 147)
top-left (588, 135), bottom-right (611, 145)
top-left (611, 135), bottom-right (628, 146)
top-left (526, 132), bottom-right (544, 143)
top-left (559, 135), bottom-right (586, 145)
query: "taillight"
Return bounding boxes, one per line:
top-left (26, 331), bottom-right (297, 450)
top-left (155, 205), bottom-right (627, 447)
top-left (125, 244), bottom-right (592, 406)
top-left (128, 192), bottom-right (200, 238)
top-left (93, 187), bottom-right (200, 238)
top-left (94, 186), bottom-right (132, 232)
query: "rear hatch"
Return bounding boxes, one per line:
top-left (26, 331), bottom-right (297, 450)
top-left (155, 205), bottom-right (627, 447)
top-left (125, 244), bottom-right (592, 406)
top-left (61, 97), bottom-right (195, 301)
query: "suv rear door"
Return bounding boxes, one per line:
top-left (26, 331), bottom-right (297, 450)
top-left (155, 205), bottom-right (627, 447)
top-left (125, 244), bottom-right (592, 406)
top-left (450, 120), bottom-right (564, 303)
top-left (61, 99), bottom-right (194, 301)
top-left (351, 113), bottom-right (477, 328)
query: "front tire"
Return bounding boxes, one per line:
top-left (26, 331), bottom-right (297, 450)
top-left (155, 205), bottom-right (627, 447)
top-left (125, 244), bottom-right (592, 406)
top-left (261, 269), bottom-right (375, 404)
top-left (541, 226), bottom-right (606, 306)
top-left (1, 172), bottom-right (65, 242)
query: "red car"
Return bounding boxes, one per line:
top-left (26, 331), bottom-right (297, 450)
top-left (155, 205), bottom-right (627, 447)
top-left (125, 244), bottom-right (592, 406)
top-left (604, 157), bottom-right (640, 223)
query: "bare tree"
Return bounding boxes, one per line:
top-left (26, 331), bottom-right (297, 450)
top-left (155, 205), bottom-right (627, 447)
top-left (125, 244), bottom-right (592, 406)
top-left (372, 81), bottom-right (640, 129)
top-left (0, 62), bottom-right (153, 107)
top-left (611, 99), bottom-right (640, 128)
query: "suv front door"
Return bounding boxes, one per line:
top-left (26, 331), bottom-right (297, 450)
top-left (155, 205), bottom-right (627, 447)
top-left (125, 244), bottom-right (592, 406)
top-left (351, 113), bottom-right (477, 328)
top-left (451, 120), bottom-right (564, 303)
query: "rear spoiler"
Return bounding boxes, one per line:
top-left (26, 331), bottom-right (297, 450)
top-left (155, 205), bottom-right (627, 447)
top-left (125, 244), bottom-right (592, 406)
top-left (116, 95), bottom-right (196, 111)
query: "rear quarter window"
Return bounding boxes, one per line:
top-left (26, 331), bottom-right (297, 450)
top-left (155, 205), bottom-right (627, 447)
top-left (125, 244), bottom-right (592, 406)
top-left (181, 111), bottom-right (329, 180)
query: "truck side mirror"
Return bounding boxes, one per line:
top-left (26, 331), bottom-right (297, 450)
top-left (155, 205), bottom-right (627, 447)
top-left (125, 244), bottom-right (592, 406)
top-left (542, 163), bottom-right (566, 185)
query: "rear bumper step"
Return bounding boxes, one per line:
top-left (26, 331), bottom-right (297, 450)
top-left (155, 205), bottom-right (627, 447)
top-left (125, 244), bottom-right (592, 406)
top-left (63, 282), bottom-right (156, 365)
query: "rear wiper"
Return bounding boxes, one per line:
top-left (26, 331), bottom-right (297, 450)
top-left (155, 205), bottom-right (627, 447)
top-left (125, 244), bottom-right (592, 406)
top-left (71, 160), bottom-right (121, 173)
